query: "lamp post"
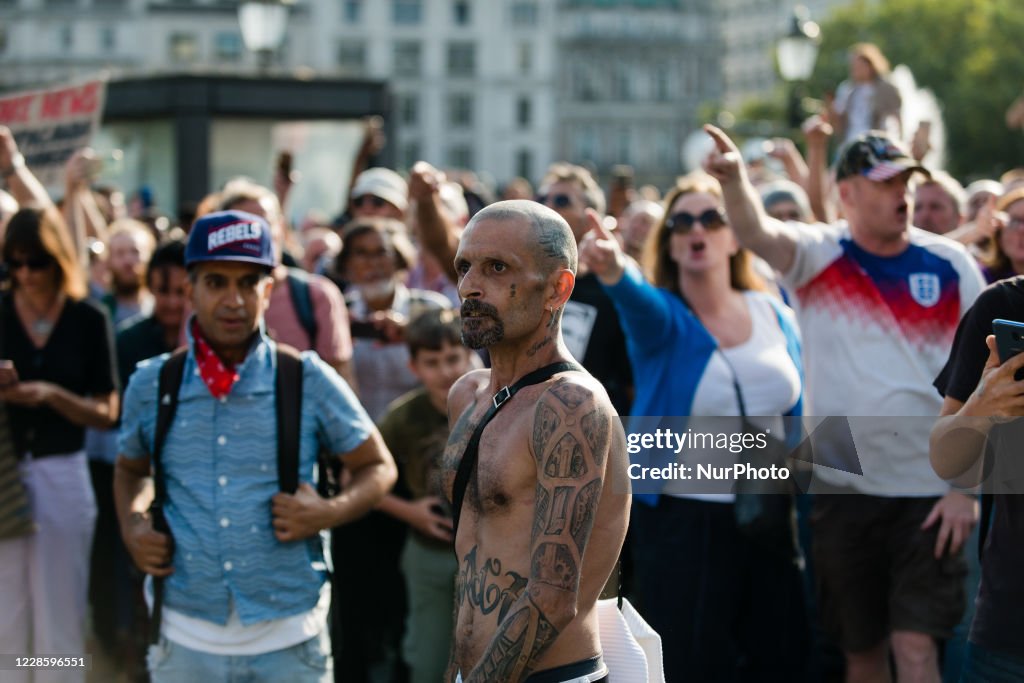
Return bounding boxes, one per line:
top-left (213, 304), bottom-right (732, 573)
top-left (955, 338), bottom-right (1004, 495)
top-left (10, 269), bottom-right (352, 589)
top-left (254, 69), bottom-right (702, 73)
top-left (776, 5), bottom-right (820, 128)
top-left (238, 0), bottom-right (294, 73)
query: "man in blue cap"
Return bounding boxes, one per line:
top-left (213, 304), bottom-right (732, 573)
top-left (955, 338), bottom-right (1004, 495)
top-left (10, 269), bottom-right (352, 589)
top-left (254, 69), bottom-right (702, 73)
top-left (114, 210), bottom-right (396, 682)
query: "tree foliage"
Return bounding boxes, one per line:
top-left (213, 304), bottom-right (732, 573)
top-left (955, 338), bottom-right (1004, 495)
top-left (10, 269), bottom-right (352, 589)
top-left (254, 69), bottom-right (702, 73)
top-left (807, 0), bottom-right (1024, 180)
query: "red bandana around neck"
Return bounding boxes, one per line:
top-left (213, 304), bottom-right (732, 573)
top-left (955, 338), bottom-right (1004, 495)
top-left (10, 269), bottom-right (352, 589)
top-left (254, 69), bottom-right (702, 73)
top-left (191, 320), bottom-right (242, 399)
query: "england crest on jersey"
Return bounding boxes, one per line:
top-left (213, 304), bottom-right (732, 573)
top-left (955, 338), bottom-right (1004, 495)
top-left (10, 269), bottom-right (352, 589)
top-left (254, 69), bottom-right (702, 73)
top-left (908, 273), bottom-right (941, 307)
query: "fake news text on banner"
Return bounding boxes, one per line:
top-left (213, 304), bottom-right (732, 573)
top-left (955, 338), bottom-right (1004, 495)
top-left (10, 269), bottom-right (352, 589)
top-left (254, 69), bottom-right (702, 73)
top-left (0, 77), bottom-right (108, 190)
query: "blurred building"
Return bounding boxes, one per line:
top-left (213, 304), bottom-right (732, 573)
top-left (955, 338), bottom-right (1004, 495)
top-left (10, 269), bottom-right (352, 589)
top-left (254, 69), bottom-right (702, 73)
top-left (1, 0), bottom-right (837, 190)
top-left (720, 0), bottom-right (851, 112)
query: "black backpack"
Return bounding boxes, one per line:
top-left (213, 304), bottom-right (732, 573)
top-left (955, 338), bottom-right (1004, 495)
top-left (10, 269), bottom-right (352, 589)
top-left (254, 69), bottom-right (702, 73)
top-left (148, 344), bottom-right (307, 643)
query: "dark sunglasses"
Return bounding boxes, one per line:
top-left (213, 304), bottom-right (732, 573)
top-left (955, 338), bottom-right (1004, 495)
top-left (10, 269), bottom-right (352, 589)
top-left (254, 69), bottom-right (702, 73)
top-left (6, 256), bottom-right (53, 271)
top-left (535, 193), bottom-right (573, 209)
top-left (352, 195), bottom-right (388, 209)
top-left (664, 208), bottom-right (728, 233)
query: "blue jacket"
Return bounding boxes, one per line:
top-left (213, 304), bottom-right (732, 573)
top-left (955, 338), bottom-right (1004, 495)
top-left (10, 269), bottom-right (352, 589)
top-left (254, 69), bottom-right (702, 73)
top-left (602, 264), bottom-right (803, 505)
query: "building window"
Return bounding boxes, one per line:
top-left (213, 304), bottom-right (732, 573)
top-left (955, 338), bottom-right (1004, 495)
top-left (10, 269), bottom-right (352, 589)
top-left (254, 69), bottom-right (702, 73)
top-left (214, 32), bottom-right (243, 62)
top-left (653, 63), bottom-right (670, 102)
top-left (611, 63), bottom-right (632, 102)
top-left (572, 64), bottom-right (599, 102)
top-left (393, 41), bottom-right (421, 77)
top-left (168, 33), bottom-right (199, 63)
top-left (400, 141), bottom-right (421, 170)
top-left (448, 94), bottom-right (473, 127)
top-left (448, 145), bottom-right (473, 170)
top-left (510, 1), bottom-right (537, 26)
top-left (99, 25), bottom-right (116, 52)
top-left (517, 42), bottom-right (532, 74)
top-left (59, 24), bottom-right (74, 52)
top-left (0, 27), bottom-right (7, 55)
top-left (453, 0), bottom-right (470, 25)
top-left (516, 96), bottom-right (531, 129)
top-left (516, 149), bottom-right (532, 181)
top-left (572, 126), bottom-right (597, 164)
top-left (616, 125), bottom-right (631, 165)
top-left (337, 41), bottom-right (366, 75)
top-left (397, 94), bottom-right (418, 126)
top-left (343, 0), bottom-right (362, 22)
top-left (392, 0), bottom-right (421, 25)
top-left (447, 42), bottom-right (475, 77)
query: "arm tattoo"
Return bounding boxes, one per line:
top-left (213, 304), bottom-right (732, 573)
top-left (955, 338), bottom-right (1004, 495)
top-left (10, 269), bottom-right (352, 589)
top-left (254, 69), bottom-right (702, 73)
top-left (532, 542), bottom-right (578, 592)
top-left (569, 479), bottom-right (602, 554)
top-left (580, 410), bottom-right (609, 467)
top-left (532, 484), bottom-right (550, 542)
top-left (469, 595), bottom-right (558, 683)
top-left (544, 433), bottom-right (587, 478)
top-left (532, 403), bottom-right (560, 465)
top-left (544, 486), bottom-right (572, 535)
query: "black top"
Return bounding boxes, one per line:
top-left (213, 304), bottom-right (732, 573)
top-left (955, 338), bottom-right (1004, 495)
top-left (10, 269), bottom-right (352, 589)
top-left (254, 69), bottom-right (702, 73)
top-left (569, 272), bottom-right (633, 415)
top-left (933, 275), bottom-right (1024, 657)
top-left (2, 295), bottom-right (118, 458)
top-left (116, 314), bottom-right (175, 390)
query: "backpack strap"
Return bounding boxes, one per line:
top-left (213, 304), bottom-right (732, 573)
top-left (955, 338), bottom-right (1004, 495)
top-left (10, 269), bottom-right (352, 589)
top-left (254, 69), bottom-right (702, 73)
top-left (149, 346), bottom-right (188, 645)
top-left (286, 269), bottom-right (318, 349)
top-left (274, 344), bottom-right (304, 495)
top-left (451, 361), bottom-right (582, 541)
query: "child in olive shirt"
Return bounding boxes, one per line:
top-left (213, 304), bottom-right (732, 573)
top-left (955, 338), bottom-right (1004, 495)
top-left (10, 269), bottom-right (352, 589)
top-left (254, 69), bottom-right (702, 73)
top-left (377, 309), bottom-right (476, 683)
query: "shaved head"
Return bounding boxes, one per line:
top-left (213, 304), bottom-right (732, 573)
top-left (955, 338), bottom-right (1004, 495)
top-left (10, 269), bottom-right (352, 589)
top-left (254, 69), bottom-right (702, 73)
top-left (467, 199), bottom-right (578, 276)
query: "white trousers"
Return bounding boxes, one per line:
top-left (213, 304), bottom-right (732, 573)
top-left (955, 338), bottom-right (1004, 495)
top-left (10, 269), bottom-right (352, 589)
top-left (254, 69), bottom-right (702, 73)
top-left (0, 452), bottom-right (97, 683)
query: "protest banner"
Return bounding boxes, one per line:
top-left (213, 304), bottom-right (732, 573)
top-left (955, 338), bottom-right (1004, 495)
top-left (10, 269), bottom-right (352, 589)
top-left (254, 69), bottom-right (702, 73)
top-left (0, 78), bottom-right (108, 190)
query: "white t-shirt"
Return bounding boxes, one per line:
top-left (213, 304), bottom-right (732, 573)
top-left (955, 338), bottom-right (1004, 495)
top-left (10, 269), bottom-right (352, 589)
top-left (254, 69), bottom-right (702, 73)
top-left (782, 222), bottom-right (984, 495)
top-left (665, 292), bottom-right (801, 503)
top-left (149, 581), bottom-right (330, 655)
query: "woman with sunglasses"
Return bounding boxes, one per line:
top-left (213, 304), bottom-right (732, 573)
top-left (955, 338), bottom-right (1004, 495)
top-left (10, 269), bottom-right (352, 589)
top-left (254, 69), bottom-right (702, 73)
top-left (0, 206), bottom-right (118, 679)
top-left (580, 173), bottom-right (808, 682)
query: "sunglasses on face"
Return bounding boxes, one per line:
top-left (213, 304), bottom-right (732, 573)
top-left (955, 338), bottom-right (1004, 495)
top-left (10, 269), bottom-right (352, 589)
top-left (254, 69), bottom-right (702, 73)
top-left (535, 193), bottom-right (573, 209)
top-left (664, 208), bottom-right (728, 233)
top-left (352, 195), bottom-right (388, 209)
top-left (6, 256), bottom-right (53, 271)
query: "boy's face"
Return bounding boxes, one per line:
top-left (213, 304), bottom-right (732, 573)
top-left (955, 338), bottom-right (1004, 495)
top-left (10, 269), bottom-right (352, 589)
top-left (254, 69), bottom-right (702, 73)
top-left (410, 341), bottom-right (473, 404)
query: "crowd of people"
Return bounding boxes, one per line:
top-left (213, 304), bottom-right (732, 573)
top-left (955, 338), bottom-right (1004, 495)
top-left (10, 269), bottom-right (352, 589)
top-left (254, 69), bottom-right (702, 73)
top-left (2, 40), bottom-right (1024, 683)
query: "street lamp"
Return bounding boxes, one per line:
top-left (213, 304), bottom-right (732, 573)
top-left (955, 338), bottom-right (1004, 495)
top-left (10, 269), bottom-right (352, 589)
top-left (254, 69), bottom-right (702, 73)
top-left (238, 0), bottom-right (294, 73)
top-left (776, 5), bottom-right (820, 128)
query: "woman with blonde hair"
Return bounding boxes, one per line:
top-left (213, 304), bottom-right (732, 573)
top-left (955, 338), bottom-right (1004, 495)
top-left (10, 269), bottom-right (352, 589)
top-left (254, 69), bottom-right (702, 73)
top-left (0, 206), bottom-right (118, 681)
top-left (580, 173), bottom-right (808, 682)
top-left (978, 188), bottom-right (1024, 282)
top-left (831, 42), bottom-right (903, 145)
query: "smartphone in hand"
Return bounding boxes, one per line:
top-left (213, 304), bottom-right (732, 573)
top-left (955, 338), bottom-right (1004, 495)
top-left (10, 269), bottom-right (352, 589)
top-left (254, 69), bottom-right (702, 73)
top-left (0, 360), bottom-right (18, 388)
top-left (993, 319), bottom-right (1024, 381)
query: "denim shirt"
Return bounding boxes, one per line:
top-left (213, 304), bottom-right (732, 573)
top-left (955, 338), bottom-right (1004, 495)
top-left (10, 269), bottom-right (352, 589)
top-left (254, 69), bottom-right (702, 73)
top-left (119, 324), bottom-right (373, 625)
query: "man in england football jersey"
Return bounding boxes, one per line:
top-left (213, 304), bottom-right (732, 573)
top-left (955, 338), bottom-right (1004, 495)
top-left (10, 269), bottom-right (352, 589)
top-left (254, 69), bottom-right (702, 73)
top-left (704, 125), bottom-right (985, 683)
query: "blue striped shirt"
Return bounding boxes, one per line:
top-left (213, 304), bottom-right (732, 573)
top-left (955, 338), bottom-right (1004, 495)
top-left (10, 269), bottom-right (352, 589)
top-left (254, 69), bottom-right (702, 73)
top-left (119, 327), bottom-right (373, 625)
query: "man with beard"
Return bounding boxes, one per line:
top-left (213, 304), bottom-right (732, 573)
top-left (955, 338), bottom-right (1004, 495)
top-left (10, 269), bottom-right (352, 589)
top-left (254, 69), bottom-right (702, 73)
top-left (443, 200), bottom-right (629, 682)
top-left (102, 219), bottom-right (156, 324)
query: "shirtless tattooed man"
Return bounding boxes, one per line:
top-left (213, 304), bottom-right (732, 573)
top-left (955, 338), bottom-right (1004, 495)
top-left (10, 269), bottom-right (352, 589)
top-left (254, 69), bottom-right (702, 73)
top-left (443, 200), bottom-right (630, 683)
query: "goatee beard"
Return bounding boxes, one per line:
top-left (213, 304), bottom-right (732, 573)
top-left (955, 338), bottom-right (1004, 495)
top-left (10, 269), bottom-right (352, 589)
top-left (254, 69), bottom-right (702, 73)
top-left (460, 300), bottom-right (504, 349)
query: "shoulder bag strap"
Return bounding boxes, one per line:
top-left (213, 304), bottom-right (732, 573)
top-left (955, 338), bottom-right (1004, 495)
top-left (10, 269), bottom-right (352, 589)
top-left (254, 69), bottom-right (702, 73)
top-left (451, 361), bottom-right (582, 542)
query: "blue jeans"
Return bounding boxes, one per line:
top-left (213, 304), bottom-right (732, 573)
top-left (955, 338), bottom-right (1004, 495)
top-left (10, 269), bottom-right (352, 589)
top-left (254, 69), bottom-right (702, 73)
top-left (147, 629), bottom-right (332, 683)
top-left (961, 641), bottom-right (1024, 683)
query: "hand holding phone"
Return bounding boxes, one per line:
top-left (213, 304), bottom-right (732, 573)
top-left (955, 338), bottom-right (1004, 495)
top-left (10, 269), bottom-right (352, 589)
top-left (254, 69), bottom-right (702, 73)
top-left (0, 360), bottom-right (18, 388)
top-left (993, 319), bottom-right (1024, 381)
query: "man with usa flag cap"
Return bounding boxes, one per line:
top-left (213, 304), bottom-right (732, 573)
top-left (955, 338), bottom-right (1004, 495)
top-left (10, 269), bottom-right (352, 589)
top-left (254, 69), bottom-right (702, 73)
top-left (704, 127), bottom-right (985, 683)
top-left (114, 210), bottom-right (396, 682)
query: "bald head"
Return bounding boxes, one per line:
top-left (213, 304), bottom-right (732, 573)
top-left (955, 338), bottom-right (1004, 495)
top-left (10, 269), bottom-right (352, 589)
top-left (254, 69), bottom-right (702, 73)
top-left (468, 199), bottom-right (578, 276)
